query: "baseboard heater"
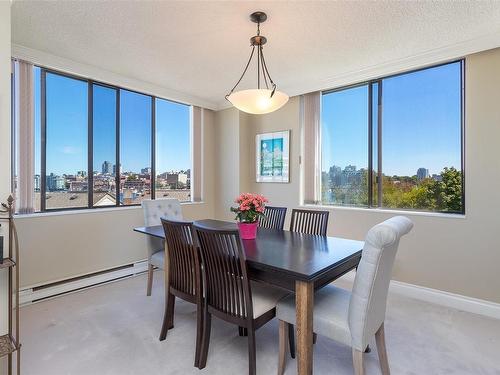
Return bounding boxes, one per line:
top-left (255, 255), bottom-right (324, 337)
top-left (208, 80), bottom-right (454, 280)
top-left (19, 260), bottom-right (149, 306)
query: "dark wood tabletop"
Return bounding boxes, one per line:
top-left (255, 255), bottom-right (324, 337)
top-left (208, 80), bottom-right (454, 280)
top-left (134, 219), bottom-right (364, 290)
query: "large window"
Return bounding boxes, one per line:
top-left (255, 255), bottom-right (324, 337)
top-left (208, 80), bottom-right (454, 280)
top-left (321, 85), bottom-right (369, 206)
top-left (92, 84), bottom-right (117, 207)
top-left (44, 72), bottom-right (88, 210)
top-left (25, 67), bottom-right (192, 212)
top-left (119, 90), bottom-right (152, 206)
top-left (155, 98), bottom-right (191, 202)
top-left (321, 61), bottom-right (464, 213)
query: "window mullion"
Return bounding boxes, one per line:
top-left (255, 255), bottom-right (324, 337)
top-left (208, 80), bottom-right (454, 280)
top-left (40, 68), bottom-right (47, 212)
top-left (377, 80), bottom-right (383, 208)
top-left (151, 97), bottom-right (156, 200)
top-left (368, 83), bottom-right (373, 208)
top-left (115, 89), bottom-right (120, 206)
top-left (88, 81), bottom-right (93, 208)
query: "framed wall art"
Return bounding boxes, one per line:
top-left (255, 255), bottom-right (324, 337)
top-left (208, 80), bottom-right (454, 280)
top-left (255, 130), bottom-right (290, 183)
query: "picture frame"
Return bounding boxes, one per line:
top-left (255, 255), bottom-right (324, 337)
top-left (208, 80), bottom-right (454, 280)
top-left (255, 130), bottom-right (290, 183)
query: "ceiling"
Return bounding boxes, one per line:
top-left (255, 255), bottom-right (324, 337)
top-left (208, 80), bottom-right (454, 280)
top-left (11, 1), bottom-right (500, 110)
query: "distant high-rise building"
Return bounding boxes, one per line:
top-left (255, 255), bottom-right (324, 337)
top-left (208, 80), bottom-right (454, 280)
top-left (432, 174), bottom-right (443, 182)
top-left (34, 174), bottom-right (41, 191)
top-left (102, 161), bottom-right (113, 174)
top-left (166, 173), bottom-right (188, 186)
top-left (46, 173), bottom-right (66, 191)
top-left (417, 168), bottom-right (429, 181)
top-left (141, 167), bottom-right (151, 175)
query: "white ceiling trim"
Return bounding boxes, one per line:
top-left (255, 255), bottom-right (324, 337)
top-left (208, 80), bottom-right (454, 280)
top-left (12, 43), bottom-right (219, 110)
top-left (217, 28), bottom-right (500, 111)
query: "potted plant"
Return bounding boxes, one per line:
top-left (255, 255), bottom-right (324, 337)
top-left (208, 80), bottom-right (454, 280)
top-left (230, 193), bottom-right (268, 240)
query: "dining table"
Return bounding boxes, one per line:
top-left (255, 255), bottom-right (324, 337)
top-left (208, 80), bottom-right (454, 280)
top-left (134, 219), bottom-right (364, 375)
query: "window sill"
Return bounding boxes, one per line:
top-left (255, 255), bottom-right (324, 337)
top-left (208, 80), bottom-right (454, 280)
top-left (14, 201), bottom-right (206, 219)
top-left (301, 204), bottom-right (466, 220)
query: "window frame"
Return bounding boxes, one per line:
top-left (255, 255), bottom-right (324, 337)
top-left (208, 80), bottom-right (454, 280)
top-left (35, 65), bottom-right (192, 213)
top-left (320, 59), bottom-right (465, 215)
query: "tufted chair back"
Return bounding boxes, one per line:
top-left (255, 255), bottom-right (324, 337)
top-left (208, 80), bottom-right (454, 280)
top-left (348, 216), bottom-right (413, 351)
top-left (142, 199), bottom-right (183, 258)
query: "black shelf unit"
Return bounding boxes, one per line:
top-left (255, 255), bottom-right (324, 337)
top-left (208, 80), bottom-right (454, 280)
top-left (0, 195), bottom-right (21, 375)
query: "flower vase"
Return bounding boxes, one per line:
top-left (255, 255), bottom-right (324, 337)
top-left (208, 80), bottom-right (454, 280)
top-left (238, 221), bottom-right (258, 240)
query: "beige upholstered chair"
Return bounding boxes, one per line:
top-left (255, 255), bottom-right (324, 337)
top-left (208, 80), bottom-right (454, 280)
top-left (277, 216), bottom-right (413, 375)
top-left (142, 198), bottom-right (183, 296)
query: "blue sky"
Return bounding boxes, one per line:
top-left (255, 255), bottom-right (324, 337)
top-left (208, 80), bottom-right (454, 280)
top-left (35, 62), bottom-right (461, 178)
top-left (321, 62), bottom-right (462, 177)
top-left (34, 68), bottom-right (191, 176)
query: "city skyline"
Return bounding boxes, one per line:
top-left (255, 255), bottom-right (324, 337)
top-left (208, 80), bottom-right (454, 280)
top-left (321, 163), bottom-right (458, 179)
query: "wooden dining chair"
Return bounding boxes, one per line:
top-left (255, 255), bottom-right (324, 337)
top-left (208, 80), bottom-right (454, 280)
top-left (289, 208), bottom-right (329, 236)
top-left (159, 218), bottom-right (203, 368)
top-left (194, 224), bottom-right (288, 375)
top-left (276, 216), bottom-right (414, 375)
top-left (259, 206), bottom-right (287, 230)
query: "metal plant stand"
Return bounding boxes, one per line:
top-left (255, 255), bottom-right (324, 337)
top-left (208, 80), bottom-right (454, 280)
top-left (0, 195), bottom-right (21, 375)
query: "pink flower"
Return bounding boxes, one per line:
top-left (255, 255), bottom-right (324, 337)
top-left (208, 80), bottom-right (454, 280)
top-left (232, 193), bottom-right (268, 217)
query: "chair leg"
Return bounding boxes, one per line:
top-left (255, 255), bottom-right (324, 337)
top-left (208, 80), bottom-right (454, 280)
top-left (146, 264), bottom-right (154, 296)
top-left (194, 303), bottom-right (204, 368)
top-left (375, 323), bottom-right (390, 375)
top-left (198, 312), bottom-right (212, 369)
top-left (248, 327), bottom-right (257, 375)
top-left (239, 327), bottom-right (248, 336)
top-left (288, 323), bottom-right (296, 359)
top-left (167, 293), bottom-right (175, 328)
top-left (352, 349), bottom-right (365, 375)
top-left (278, 320), bottom-right (289, 375)
top-left (159, 292), bottom-right (175, 341)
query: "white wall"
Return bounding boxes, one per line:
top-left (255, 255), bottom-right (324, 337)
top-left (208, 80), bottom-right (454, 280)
top-left (215, 50), bottom-right (500, 304)
top-left (0, 3), bottom-right (11, 372)
top-left (214, 108), bottom-right (241, 220)
top-left (15, 203), bottom-right (213, 287)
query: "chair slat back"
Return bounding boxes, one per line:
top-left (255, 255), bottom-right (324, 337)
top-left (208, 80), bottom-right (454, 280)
top-left (290, 209), bottom-right (329, 236)
top-left (194, 226), bottom-right (252, 320)
top-left (161, 219), bottom-right (200, 298)
top-left (259, 206), bottom-right (287, 230)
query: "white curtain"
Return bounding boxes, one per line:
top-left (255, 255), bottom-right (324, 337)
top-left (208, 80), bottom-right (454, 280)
top-left (14, 60), bottom-right (35, 214)
top-left (301, 91), bottom-right (321, 204)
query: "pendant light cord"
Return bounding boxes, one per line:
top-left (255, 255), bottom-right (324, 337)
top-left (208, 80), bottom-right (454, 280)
top-left (226, 46), bottom-right (256, 100)
top-left (226, 18), bottom-right (278, 100)
top-left (259, 45), bottom-right (277, 97)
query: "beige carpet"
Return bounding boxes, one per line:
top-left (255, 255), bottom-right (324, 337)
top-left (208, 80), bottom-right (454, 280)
top-left (20, 272), bottom-right (500, 375)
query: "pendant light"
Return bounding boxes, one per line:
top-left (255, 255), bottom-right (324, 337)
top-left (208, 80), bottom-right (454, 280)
top-left (225, 12), bottom-right (289, 115)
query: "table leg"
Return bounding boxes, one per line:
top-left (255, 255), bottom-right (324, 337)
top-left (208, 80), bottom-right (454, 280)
top-left (296, 280), bottom-right (314, 375)
top-left (164, 243), bottom-right (172, 329)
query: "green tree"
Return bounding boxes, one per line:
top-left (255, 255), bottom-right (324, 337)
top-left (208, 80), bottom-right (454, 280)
top-left (436, 167), bottom-right (462, 212)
